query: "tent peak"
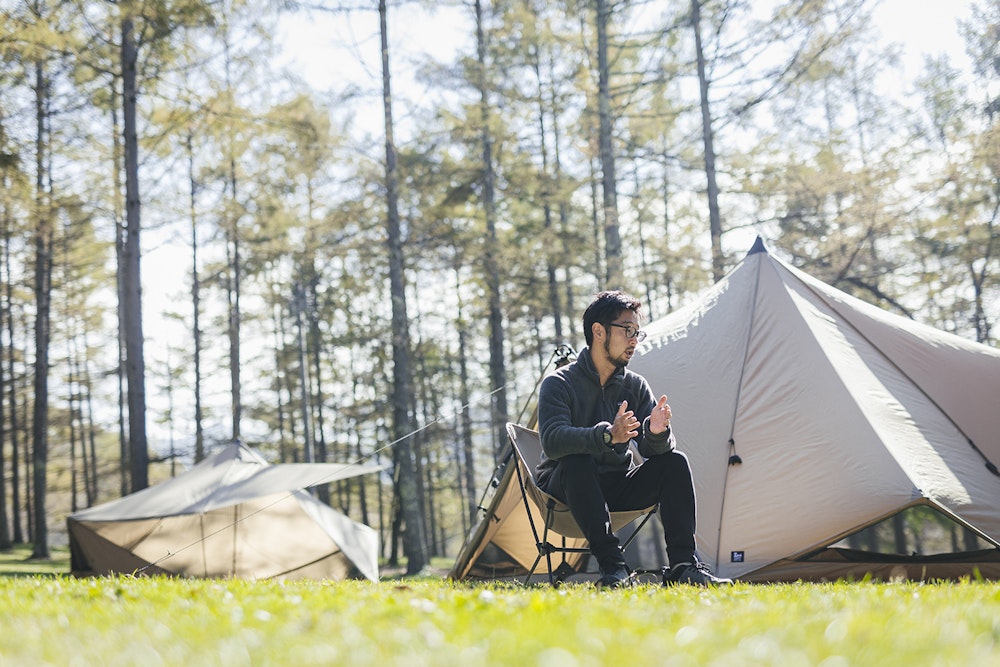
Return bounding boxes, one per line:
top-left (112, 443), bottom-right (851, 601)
top-left (746, 236), bottom-right (768, 256)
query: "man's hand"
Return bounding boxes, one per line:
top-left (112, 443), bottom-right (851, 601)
top-left (648, 395), bottom-right (672, 434)
top-left (610, 400), bottom-right (640, 444)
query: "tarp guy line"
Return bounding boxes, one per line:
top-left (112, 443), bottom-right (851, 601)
top-left (135, 385), bottom-right (506, 574)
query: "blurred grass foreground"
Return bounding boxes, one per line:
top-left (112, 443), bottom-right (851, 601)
top-left (0, 550), bottom-right (998, 667)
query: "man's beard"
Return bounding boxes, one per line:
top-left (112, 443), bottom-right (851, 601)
top-left (604, 338), bottom-right (631, 369)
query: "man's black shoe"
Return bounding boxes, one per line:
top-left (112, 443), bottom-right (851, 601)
top-left (662, 559), bottom-right (732, 586)
top-left (596, 562), bottom-right (634, 589)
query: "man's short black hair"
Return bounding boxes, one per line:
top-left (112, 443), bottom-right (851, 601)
top-left (583, 290), bottom-right (642, 346)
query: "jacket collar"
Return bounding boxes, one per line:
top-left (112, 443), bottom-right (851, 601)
top-left (579, 346), bottom-right (625, 387)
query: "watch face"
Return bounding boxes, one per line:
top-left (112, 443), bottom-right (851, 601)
top-left (603, 428), bottom-right (612, 444)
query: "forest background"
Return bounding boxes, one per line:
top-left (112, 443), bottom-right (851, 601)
top-left (0, 0), bottom-right (997, 575)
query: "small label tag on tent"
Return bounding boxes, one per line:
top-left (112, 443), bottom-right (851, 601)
top-left (730, 551), bottom-right (745, 563)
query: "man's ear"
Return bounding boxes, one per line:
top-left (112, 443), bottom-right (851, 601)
top-left (592, 321), bottom-right (605, 342)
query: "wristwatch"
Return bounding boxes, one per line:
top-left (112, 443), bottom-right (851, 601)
top-left (602, 425), bottom-right (614, 447)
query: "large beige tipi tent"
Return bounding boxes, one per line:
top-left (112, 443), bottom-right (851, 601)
top-left (452, 238), bottom-right (1000, 582)
top-left (630, 237), bottom-right (1000, 581)
top-left (69, 442), bottom-right (384, 581)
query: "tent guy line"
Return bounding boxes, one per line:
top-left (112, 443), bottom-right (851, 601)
top-left (129, 385), bottom-right (508, 575)
top-left (69, 443), bottom-right (383, 580)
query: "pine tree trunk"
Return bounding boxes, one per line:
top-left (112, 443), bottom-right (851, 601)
top-left (3, 227), bottom-right (23, 543)
top-left (68, 336), bottom-right (79, 513)
top-left (355, 437), bottom-right (370, 525)
top-left (454, 264), bottom-right (477, 522)
top-left (596, 0), bottom-right (622, 288)
top-left (293, 282), bottom-right (314, 463)
top-left (187, 132), bottom-right (205, 462)
top-left (691, 0), bottom-right (725, 282)
top-left (227, 185), bottom-right (241, 442)
top-left (271, 291), bottom-right (289, 463)
top-left (474, 0), bottom-right (510, 460)
top-left (31, 57), bottom-right (52, 559)
top-left (0, 200), bottom-right (9, 549)
top-left (112, 75), bottom-right (129, 497)
top-left (82, 331), bottom-right (98, 504)
top-left (530, 45), bottom-right (564, 343)
top-left (121, 16), bottom-right (149, 491)
top-left (380, 0), bottom-right (427, 574)
top-left (222, 26), bottom-right (242, 443)
top-left (549, 54), bottom-right (576, 324)
top-left (307, 277), bottom-right (331, 503)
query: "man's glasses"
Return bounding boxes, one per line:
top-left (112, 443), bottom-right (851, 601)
top-left (607, 322), bottom-right (647, 342)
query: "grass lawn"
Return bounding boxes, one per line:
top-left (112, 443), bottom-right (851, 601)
top-left (0, 543), bottom-right (70, 577)
top-left (1, 546), bottom-right (998, 666)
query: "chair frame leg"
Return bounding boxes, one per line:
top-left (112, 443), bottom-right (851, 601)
top-left (510, 435), bottom-right (658, 586)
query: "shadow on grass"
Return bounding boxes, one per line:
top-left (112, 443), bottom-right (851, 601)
top-left (2, 547), bottom-right (455, 581)
top-left (0, 544), bottom-right (70, 578)
top-left (378, 555), bottom-right (453, 581)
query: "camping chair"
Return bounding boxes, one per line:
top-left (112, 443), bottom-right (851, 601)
top-left (506, 422), bottom-right (658, 585)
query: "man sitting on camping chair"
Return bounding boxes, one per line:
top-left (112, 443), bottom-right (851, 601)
top-left (536, 290), bottom-right (731, 588)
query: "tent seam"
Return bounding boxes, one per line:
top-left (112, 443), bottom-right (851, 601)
top-left (713, 249), bottom-right (767, 569)
top-left (780, 258), bottom-right (1000, 479)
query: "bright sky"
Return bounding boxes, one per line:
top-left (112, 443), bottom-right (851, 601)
top-left (273, 0), bottom-right (978, 97)
top-left (872, 0), bottom-right (974, 75)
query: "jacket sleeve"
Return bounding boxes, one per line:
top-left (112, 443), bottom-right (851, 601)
top-left (631, 375), bottom-right (677, 458)
top-left (639, 416), bottom-right (676, 457)
top-left (537, 374), bottom-right (610, 460)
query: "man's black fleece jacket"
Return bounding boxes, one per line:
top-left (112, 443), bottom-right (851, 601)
top-left (536, 346), bottom-right (675, 480)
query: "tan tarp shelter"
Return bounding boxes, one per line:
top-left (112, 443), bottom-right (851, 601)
top-left (451, 238), bottom-right (1000, 582)
top-left (68, 442), bottom-right (384, 581)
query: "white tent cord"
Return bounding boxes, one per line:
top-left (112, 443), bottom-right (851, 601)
top-left (133, 385), bottom-right (507, 575)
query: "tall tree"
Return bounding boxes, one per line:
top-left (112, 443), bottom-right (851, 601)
top-left (30, 23), bottom-right (53, 558)
top-left (690, 0), bottom-right (724, 282)
top-left (186, 130), bottom-right (205, 462)
top-left (1, 172), bottom-right (24, 544)
top-left (959, 0), bottom-right (1000, 344)
top-left (473, 0), bottom-right (510, 459)
top-left (0, 106), bottom-right (20, 549)
top-left (912, 52), bottom-right (999, 344)
top-left (111, 65), bottom-right (129, 497)
top-left (733, 0), bottom-right (909, 301)
top-left (221, 14), bottom-right (243, 444)
top-left (120, 13), bottom-right (149, 491)
top-left (380, 0), bottom-right (428, 575)
top-left (595, 0), bottom-right (622, 287)
top-left (0, 216), bottom-right (8, 548)
top-left (453, 258), bottom-right (478, 522)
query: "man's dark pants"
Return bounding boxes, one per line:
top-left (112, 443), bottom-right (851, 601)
top-left (537, 451), bottom-right (697, 569)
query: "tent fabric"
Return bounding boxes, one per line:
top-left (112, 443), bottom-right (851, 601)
top-left (451, 237), bottom-right (1000, 582)
top-left (627, 237), bottom-right (1000, 581)
top-left (68, 442), bottom-right (384, 581)
top-left (449, 436), bottom-right (590, 581)
top-left (739, 549), bottom-right (1000, 584)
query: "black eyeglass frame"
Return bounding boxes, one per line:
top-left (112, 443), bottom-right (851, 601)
top-left (607, 322), bottom-right (647, 342)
